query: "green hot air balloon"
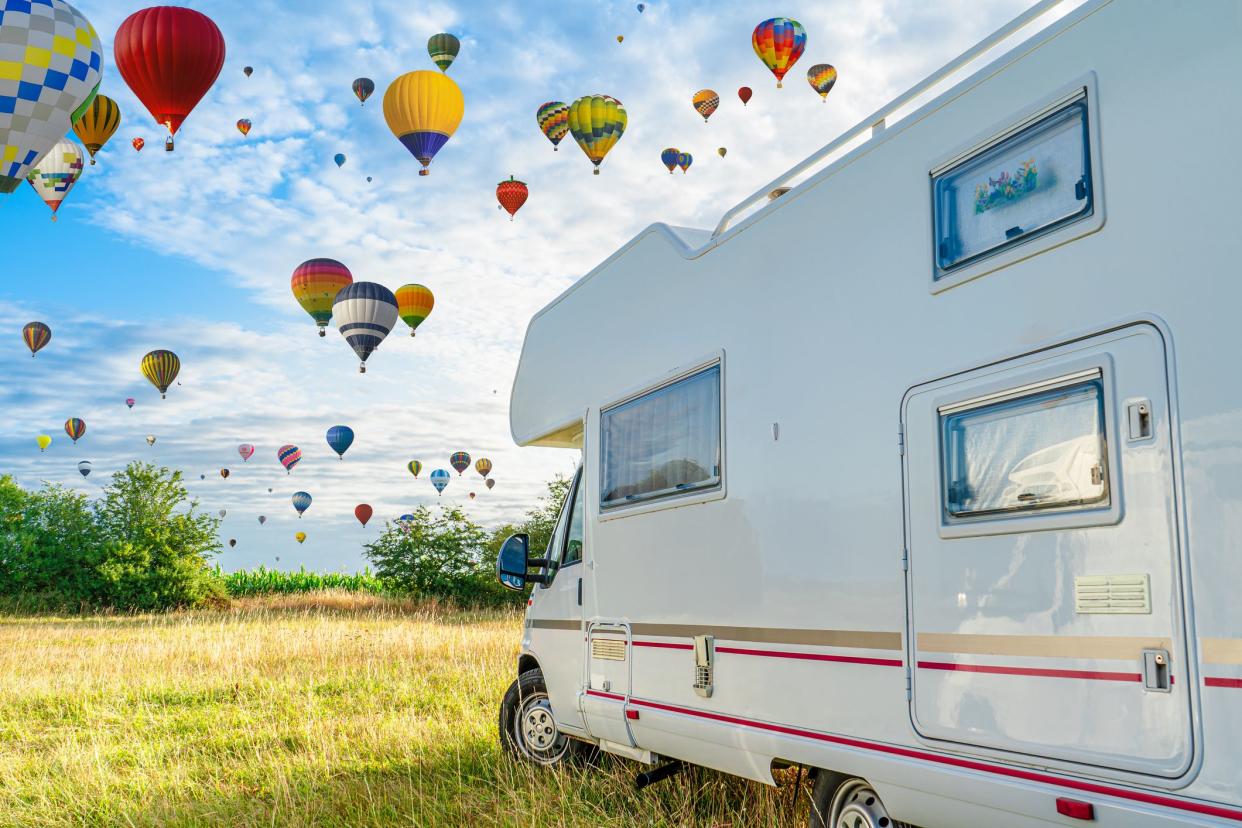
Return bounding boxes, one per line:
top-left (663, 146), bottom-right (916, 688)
top-left (427, 33), bottom-right (460, 73)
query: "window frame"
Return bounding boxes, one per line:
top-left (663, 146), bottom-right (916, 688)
top-left (560, 467), bottom-right (585, 569)
top-left (597, 352), bottom-right (726, 521)
top-left (930, 353), bottom-right (1124, 539)
top-left (928, 74), bottom-right (1105, 294)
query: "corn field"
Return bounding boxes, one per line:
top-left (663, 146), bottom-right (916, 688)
top-left (215, 565), bottom-right (390, 596)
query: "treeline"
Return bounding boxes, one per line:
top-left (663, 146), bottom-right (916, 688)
top-left (0, 462), bottom-right (568, 613)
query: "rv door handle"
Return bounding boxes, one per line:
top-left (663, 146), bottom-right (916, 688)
top-left (577, 578), bottom-right (582, 606)
top-left (1142, 649), bottom-right (1171, 692)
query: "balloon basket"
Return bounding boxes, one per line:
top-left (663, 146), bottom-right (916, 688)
top-left (777, 82), bottom-right (783, 88)
top-left (418, 169), bottom-right (429, 176)
top-left (90, 159), bottom-right (96, 165)
top-left (318, 329), bottom-right (326, 337)
top-left (593, 168), bottom-right (600, 175)
top-left (359, 364), bottom-right (367, 373)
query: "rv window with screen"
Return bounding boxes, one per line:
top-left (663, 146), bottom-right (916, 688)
top-left (934, 96), bottom-right (1092, 277)
top-left (601, 365), bottom-right (721, 510)
top-left (940, 376), bottom-right (1109, 520)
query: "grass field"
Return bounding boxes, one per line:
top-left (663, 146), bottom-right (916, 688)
top-left (0, 593), bottom-right (809, 827)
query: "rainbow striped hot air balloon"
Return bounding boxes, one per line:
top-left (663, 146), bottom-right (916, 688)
top-left (450, 451), bottom-right (471, 476)
top-left (291, 258), bottom-right (353, 337)
top-left (430, 468), bottom-right (450, 496)
top-left (661, 147), bottom-right (680, 174)
top-left (352, 78), bottom-right (374, 106)
top-left (22, 322), bottom-right (51, 356)
top-left (395, 284), bottom-right (434, 336)
top-left (64, 418), bottom-right (86, 444)
top-left (752, 17), bottom-right (807, 88)
top-left (568, 94), bottom-right (626, 175)
top-left (383, 70), bottom-right (463, 176)
top-left (536, 101), bottom-right (569, 151)
top-left (140, 349), bottom-right (180, 398)
top-left (277, 444), bottom-right (302, 474)
top-left (807, 64), bottom-right (838, 101)
top-left (291, 491), bottom-right (311, 517)
top-left (71, 94), bottom-right (121, 165)
top-left (407, 460), bottom-right (423, 478)
top-left (333, 282), bottom-right (398, 373)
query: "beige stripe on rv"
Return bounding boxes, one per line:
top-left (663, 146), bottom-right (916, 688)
top-left (631, 624), bottom-right (903, 651)
top-left (1201, 638), bottom-right (1242, 665)
top-left (528, 619), bottom-right (581, 631)
top-left (917, 633), bottom-right (1172, 660)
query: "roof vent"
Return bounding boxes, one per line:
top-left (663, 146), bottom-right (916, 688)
top-left (767, 187), bottom-right (791, 201)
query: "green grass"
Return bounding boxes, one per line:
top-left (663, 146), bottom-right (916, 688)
top-left (0, 592), bottom-right (810, 827)
top-left (214, 566), bottom-right (390, 596)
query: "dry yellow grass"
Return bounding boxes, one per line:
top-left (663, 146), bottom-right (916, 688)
top-left (0, 592), bottom-right (808, 827)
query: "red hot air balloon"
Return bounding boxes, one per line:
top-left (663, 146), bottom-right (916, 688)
top-left (496, 176), bottom-right (528, 220)
top-left (113, 7), bottom-right (226, 145)
top-left (738, 86), bottom-right (753, 106)
top-left (355, 504), bottom-right (373, 527)
top-left (132, 137), bottom-right (145, 152)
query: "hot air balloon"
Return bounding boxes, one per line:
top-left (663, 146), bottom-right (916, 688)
top-left (146, 435), bottom-right (156, 446)
top-left (140, 350), bottom-right (180, 399)
top-left (229, 539), bottom-right (237, 548)
top-left (738, 86), bottom-right (753, 106)
top-left (295, 532), bottom-right (306, 544)
top-left (496, 176), bottom-right (528, 220)
top-left (352, 78), bottom-right (375, 106)
top-left (469, 492), bottom-right (476, 500)
top-left (718, 147), bottom-right (727, 158)
top-left (568, 95), bottom-right (627, 175)
top-left (355, 504), bottom-right (373, 527)
top-left (277, 445), bottom-right (301, 474)
top-left (243, 66), bottom-right (253, 78)
top-left (475, 458), bottom-right (492, 478)
top-left (22, 323), bottom-right (51, 357)
top-left (407, 460), bottom-right (423, 478)
top-left (218, 509), bottom-right (227, 518)
top-left (125, 398), bottom-right (135, 409)
top-left (236, 118), bottom-right (252, 136)
top-left (427, 33), bottom-right (460, 73)
top-left (399, 513), bottom-right (415, 523)
top-left (78, 460), bottom-right (92, 478)
top-left (326, 425), bottom-right (354, 459)
top-left (200, 474), bottom-right (205, 480)
top-left (291, 491), bottom-right (311, 517)
top-left (677, 152), bottom-right (693, 173)
top-left (692, 90), bottom-right (719, 123)
top-left (752, 17), bottom-right (806, 88)
top-left (26, 138), bottom-right (85, 220)
top-left (395, 284), bottom-right (434, 337)
top-left (334, 153), bottom-right (346, 168)
top-left (660, 147), bottom-right (679, 174)
top-left (71, 95), bottom-right (121, 165)
top-left (430, 469), bottom-right (450, 495)
top-left (637, 3), bottom-right (645, 11)
top-left (383, 71), bottom-right (464, 176)
top-left (291, 258), bottom-right (353, 337)
top-left (616, 35), bottom-right (624, 44)
top-left (220, 469), bottom-right (230, 479)
top-left (132, 137), bottom-right (145, 152)
top-left (239, 444), bottom-right (255, 462)
top-left (36, 435), bottom-right (52, 453)
top-left (367, 176), bottom-right (372, 183)
top-left (485, 478), bottom-right (495, 490)
top-left (64, 418), bottom-right (86, 444)
top-left (114, 7), bottom-right (226, 146)
top-left (536, 102), bottom-right (569, 151)
top-left (807, 63), bottom-right (838, 101)
top-left (0, 0), bottom-right (102, 196)
top-left (333, 282), bottom-right (398, 373)
top-left (450, 452), bottom-right (471, 475)
top-left (258, 515), bottom-right (266, 525)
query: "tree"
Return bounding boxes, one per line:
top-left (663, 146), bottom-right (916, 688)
top-left (0, 476), bottom-right (100, 607)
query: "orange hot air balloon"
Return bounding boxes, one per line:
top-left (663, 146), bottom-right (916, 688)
top-left (692, 89), bottom-right (719, 123)
top-left (236, 118), bottom-right (252, 136)
top-left (496, 176), bottom-right (528, 220)
top-left (291, 258), bottom-right (353, 336)
top-left (395, 284), bottom-right (434, 336)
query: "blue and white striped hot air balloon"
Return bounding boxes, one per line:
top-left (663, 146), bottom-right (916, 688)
top-left (333, 282), bottom-right (399, 373)
top-left (292, 490), bottom-right (312, 517)
top-left (430, 468), bottom-right (450, 496)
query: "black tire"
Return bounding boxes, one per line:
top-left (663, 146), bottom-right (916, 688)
top-left (498, 668), bottom-right (597, 766)
top-left (809, 772), bottom-right (911, 828)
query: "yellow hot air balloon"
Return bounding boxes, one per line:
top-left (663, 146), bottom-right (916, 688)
top-left (382, 71), bottom-right (464, 176)
top-left (140, 349), bottom-right (180, 399)
top-left (295, 531), bottom-right (307, 544)
top-left (36, 435), bottom-right (52, 452)
top-left (395, 284), bottom-right (434, 336)
top-left (71, 94), bottom-right (121, 165)
top-left (568, 95), bottom-right (627, 175)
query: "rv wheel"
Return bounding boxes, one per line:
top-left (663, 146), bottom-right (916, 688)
top-left (809, 773), bottom-right (910, 828)
top-left (499, 668), bottom-right (595, 766)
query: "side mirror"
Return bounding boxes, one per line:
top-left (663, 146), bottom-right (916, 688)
top-left (496, 533), bottom-right (555, 591)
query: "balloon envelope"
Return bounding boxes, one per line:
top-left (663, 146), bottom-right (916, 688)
top-left (277, 444), bottom-right (301, 473)
top-left (141, 350), bottom-right (180, 398)
top-left (36, 435), bottom-right (51, 452)
top-left (677, 152), bottom-right (693, 173)
top-left (146, 435), bottom-right (156, 446)
top-left (692, 89), bottom-right (719, 122)
top-left (395, 284), bottom-right (434, 336)
top-left (78, 460), bottom-right (92, 478)
top-left (333, 282), bottom-right (399, 372)
top-left (660, 147), bottom-right (679, 173)
top-left (355, 503), bottom-right (373, 527)
top-left (258, 516), bottom-right (266, 524)
top-left (334, 153), bottom-right (346, 168)
top-left (125, 397), bottom-right (135, 409)
top-left (64, 418), bottom-right (86, 443)
top-left (807, 63), bottom-right (838, 100)
top-left (450, 452), bottom-right (471, 475)
top-left (568, 95), bottom-right (626, 174)
top-left (26, 138), bottom-right (85, 218)
top-left (407, 460), bottom-right (422, 478)
top-left (229, 539), bottom-right (236, 548)
top-left (496, 176), bottom-right (528, 219)
top-left (430, 469), bottom-right (450, 495)
top-left (220, 469), bottom-right (229, 479)
top-left (291, 258), bottom-right (353, 336)
top-left (352, 78), bottom-right (375, 105)
top-left (382, 71), bottom-right (464, 175)
top-left (72, 94), bottom-right (121, 165)
top-left (291, 491), bottom-right (312, 516)
top-left (326, 425), bottom-right (354, 458)
top-left (132, 137), bottom-right (145, 152)
top-left (238, 444), bottom-right (255, 462)
top-left (752, 17), bottom-right (807, 87)
top-left (22, 322), bottom-right (51, 356)
top-left (485, 478), bottom-right (495, 490)
top-left (236, 118), bottom-right (252, 136)
top-left (295, 532), bottom-right (306, 544)
top-left (738, 86), bottom-right (753, 105)
top-left (243, 66), bottom-right (253, 77)
top-left (0, 0), bottom-right (102, 195)
top-left (475, 458), bottom-right (492, 478)
top-left (536, 102), bottom-right (569, 150)
top-left (427, 33), bottom-right (460, 72)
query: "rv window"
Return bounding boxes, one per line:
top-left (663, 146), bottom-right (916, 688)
top-left (934, 96), bottom-right (1092, 277)
top-left (940, 376), bottom-right (1109, 520)
top-left (563, 473), bottom-right (585, 565)
top-left (601, 365), bottom-right (721, 510)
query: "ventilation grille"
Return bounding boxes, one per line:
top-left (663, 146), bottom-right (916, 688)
top-left (693, 635), bottom-right (714, 698)
top-left (1075, 574), bottom-right (1151, 614)
top-left (591, 638), bottom-right (626, 661)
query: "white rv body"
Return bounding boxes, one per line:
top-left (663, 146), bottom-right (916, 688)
top-left (507, 1), bottom-right (1242, 824)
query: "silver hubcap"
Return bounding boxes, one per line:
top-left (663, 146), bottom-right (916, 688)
top-left (832, 778), bottom-right (892, 828)
top-left (514, 693), bottom-right (569, 764)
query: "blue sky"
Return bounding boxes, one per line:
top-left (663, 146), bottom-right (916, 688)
top-left (1, 0), bottom-right (1034, 571)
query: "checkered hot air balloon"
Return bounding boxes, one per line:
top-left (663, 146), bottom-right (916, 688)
top-left (22, 322), bottom-right (51, 356)
top-left (291, 491), bottom-right (311, 517)
top-left (277, 444), bottom-right (301, 473)
top-left (395, 284), bottom-right (434, 336)
top-left (71, 94), bottom-right (120, 165)
top-left (291, 258), bottom-right (353, 337)
top-left (63, 417), bottom-right (85, 443)
top-left (427, 33), bottom-right (459, 73)
top-left (536, 101), bottom-right (569, 151)
top-left (752, 18), bottom-right (806, 88)
top-left (450, 452), bottom-right (471, 475)
top-left (475, 458), bottom-right (492, 479)
top-left (661, 147), bottom-right (679, 174)
top-left (807, 64), bottom-right (837, 101)
top-left (692, 89), bottom-right (719, 123)
top-left (0, 0), bottom-right (103, 195)
top-left (568, 94), bottom-right (626, 175)
top-left (140, 349), bottom-right (180, 399)
top-left (131, 137), bottom-right (144, 152)
top-left (333, 282), bottom-right (398, 373)
top-left (430, 468), bottom-right (450, 496)
top-left (26, 137), bottom-right (84, 220)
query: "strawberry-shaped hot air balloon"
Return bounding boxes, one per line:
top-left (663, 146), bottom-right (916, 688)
top-left (496, 176), bottom-right (528, 220)
top-left (132, 137), bottom-right (145, 152)
top-left (752, 18), bottom-right (806, 88)
top-left (113, 7), bottom-right (226, 148)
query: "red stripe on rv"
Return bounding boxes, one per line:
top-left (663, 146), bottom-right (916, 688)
top-left (632, 640), bottom-right (693, 651)
top-left (918, 660), bottom-right (1142, 682)
top-left (716, 645), bottom-right (903, 667)
top-left (585, 689), bottom-right (626, 702)
top-left (625, 696), bottom-right (1242, 822)
top-left (1205, 677), bottom-right (1242, 688)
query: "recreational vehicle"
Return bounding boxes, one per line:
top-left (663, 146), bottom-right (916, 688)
top-left (496, 1), bottom-right (1242, 824)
